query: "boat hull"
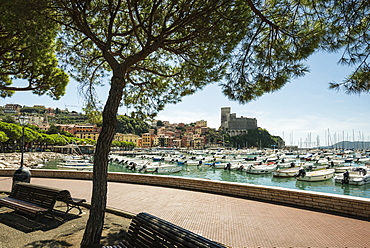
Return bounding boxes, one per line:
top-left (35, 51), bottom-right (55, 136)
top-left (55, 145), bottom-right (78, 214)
top-left (334, 172), bottom-right (370, 185)
top-left (296, 169), bottom-right (335, 182)
top-left (273, 167), bottom-right (301, 177)
top-left (246, 164), bottom-right (277, 174)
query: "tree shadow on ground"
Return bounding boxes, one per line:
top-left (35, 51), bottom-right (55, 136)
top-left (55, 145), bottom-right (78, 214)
top-left (23, 240), bottom-right (73, 248)
top-left (0, 207), bottom-right (80, 233)
top-left (101, 228), bottom-right (128, 247)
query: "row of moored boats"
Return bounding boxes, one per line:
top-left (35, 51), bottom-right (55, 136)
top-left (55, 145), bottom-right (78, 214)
top-left (107, 150), bottom-right (370, 185)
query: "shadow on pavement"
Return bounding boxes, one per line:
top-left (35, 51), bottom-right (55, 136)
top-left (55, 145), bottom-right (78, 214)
top-left (0, 205), bottom-right (81, 233)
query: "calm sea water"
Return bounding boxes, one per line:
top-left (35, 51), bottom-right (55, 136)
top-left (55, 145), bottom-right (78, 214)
top-left (44, 159), bottom-right (370, 199)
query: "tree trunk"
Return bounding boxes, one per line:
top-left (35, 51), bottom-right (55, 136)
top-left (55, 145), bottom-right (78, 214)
top-left (80, 75), bottom-right (125, 247)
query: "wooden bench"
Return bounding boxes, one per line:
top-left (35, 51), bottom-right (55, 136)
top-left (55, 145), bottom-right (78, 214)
top-left (104, 212), bottom-right (226, 248)
top-left (0, 182), bottom-right (59, 229)
top-left (12, 182), bottom-right (86, 217)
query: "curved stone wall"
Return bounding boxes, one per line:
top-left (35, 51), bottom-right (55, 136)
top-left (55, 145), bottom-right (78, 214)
top-left (1, 169), bottom-right (369, 219)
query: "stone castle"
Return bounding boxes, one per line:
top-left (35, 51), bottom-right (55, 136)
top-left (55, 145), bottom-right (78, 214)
top-left (221, 107), bottom-right (257, 136)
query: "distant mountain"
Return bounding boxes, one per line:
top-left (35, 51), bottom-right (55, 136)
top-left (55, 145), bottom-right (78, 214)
top-left (320, 141), bottom-right (370, 150)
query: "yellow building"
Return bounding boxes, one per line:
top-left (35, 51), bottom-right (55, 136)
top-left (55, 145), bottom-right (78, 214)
top-left (141, 133), bottom-right (154, 148)
top-left (75, 132), bottom-right (100, 141)
top-left (113, 133), bottom-right (140, 146)
top-left (73, 124), bottom-right (102, 141)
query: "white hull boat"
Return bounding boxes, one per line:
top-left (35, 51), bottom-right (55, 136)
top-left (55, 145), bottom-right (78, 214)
top-left (204, 162), bottom-right (228, 169)
top-left (334, 166), bottom-right (354, 173)
top-left (139, 163), bottom-right (181, 174)
top-left (59, 165), bottom-right (94, 170)
top-left (334, 169), bottom-right (370, 185)
top-left (296, 169), bottom-right (335, 182)
top-left (276, 161), bottom-right (305, 169)
top-left (272, 167), bottom-right (301, 177)
top-left (335, 165), bottom-right (368, 173)
top-left (246, 164), bottom-right (277, 174)
top-left (228, 163), bottom-right (255, 171)
top-left (59, 160), bottom-right (93, 167)
top-left (184, 160), bottom-right (203, 166)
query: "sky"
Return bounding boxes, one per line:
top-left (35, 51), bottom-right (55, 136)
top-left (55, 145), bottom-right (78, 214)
top-left (2, 51), bottom-right (370, 148)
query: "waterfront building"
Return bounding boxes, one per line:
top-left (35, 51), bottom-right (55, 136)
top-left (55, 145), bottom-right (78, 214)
top-left (75, 130), bottom-right (100, 141)
top-left (57, 124), bottom-right (102, 141)
top-left (153, 134), bottom-right (174, 148)
top-left (141, 133), bottom-right (154, 148)
top-left (172, 139), bottom-right (182, 148)
top-left (113, 133), bottom-right (140, 146)
top-left (137, 137), bottom-right (143, 147)
top-left (193, 135), bottom-right (206, 149)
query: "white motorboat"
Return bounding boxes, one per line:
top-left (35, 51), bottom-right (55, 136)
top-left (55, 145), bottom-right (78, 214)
top-left (334, 166), bottom-right (354, 173)
top-left (355, 157), bottom-right (370, 163)
top-left (276, 161), bottom-right (305, 169)
top-left (227, 162), bottom-right (255, 171)
top-left (296, 168), bottom-right (335, 182)
top-left (302, 162), bottom-right (329, 171)
top-left (334, 169), bottom-right (370, 185)
top-left (335, 165), bottom-right (368, 173)
top-left (246, 164), bottom-right (277, 174)
top-left (59, 156), bottom-right (94, 170)
top-left (139, 162), bottom-right (181, 174)
top-left (184, 160), bottom-right (203, 166)
top-left (206, 162), bottom-right (229, 169)
top-left (59, 160), bottom-right (93, 167)
top-left (272, 167), bottom-right (301, 177)
top-left (58, 165), bottom-right (94, 170)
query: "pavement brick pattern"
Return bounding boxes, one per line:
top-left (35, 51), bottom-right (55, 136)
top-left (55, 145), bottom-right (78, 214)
top-left (1, 177), bottom-right (369, 247)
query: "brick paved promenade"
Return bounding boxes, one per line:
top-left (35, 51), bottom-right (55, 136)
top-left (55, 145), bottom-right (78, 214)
top-left (1, 176), bottom-right (370, 247)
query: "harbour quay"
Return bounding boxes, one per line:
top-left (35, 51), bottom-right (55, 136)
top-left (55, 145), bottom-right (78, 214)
top-left (1, 168), bottom-right (369, 220)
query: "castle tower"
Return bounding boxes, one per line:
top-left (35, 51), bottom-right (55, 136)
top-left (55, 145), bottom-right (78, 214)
top-left (221, 107), bottom-right (230, 129)
top-left (221, 107), bottom-right (258, 136)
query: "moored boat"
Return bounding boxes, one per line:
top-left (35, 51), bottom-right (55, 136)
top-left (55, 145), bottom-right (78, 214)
top-left (295, 168), bottom-right (335, 182)
top-left (139, 162), bottom-right (181, 174)
top-left (246, 164), bottom-right (277, 174)
top-left (334, 166), bottom-right (354, 173)
top-left (184, 160), bottom-right (202, 166)
top-left (334, 168), bottom-right (370, 185)
top-left (58, 165), bottom-right (94, 170)
top-left (272, 167), bottom-right (301, 177)
top-left (206, 162), bottom-right (229, 169)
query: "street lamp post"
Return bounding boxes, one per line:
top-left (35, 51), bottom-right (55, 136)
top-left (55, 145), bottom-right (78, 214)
top-left (19, 116), bottom-right (29, 168)
top-left (12, 116), bottom-right (31, 188)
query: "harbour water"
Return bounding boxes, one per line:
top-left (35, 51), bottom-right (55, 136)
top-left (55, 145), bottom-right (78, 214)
top-left (44, 151), bottom-right (370, 199)
top-left (107, 161), bottom-right (370, 199)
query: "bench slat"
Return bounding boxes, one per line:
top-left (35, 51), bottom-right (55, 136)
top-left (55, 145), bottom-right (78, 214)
top-left (109, 212), bottom-right (226, 248)
top-left (0, 197), bottom-right (49, 213)
top-left (131, 221), bottom-right (193, 247)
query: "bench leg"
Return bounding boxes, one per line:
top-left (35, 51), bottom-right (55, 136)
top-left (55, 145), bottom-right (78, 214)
top-left (32, 213), bottom-right (43, 231)
top-left (64, 203), bottom-right (83, 219)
